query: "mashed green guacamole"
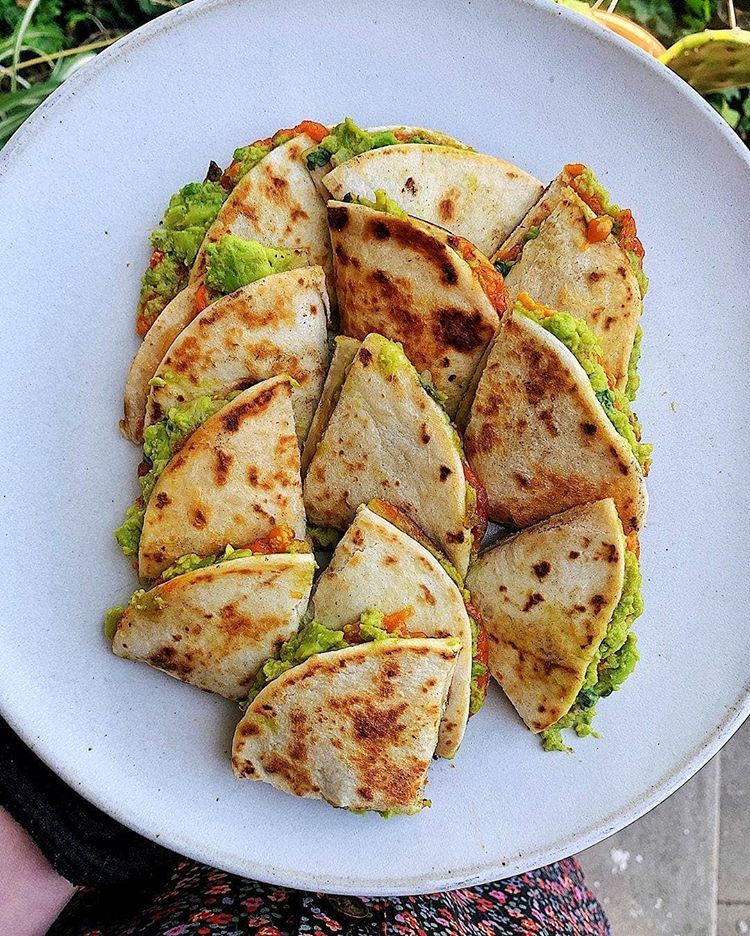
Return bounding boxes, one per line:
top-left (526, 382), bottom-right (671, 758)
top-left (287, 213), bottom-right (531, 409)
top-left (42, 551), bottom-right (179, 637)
top-left (114, 395), bottom-right (230, 559)
top-left (104, 588), bottom-right (165, 640)
top-left (204, 235), bottom-right (298, 295)
top-left (540, 550), bottom-right (643, 752)
top-left (625, 325), bottom-right (643, 402)
top-left (305, 117), bottom-right (467, 170)
top-left (246, 609), bottom-right (401, 701)
top-left (518, 303), bottom-right (652, 471)
top-left (138, 181), bottom-right (227, 330)
top-left (346, 189), bottom-right (407, 219)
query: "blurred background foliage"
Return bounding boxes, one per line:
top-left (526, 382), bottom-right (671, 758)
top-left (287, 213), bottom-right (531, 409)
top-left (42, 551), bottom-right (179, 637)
top-left (0, 0), bottom-right (748, 147)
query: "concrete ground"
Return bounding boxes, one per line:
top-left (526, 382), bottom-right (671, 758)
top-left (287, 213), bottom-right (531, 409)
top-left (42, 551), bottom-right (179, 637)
top-left (577, 717), bottom-right (749, 935)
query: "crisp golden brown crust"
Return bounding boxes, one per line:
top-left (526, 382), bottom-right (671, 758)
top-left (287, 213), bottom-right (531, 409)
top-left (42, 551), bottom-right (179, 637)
top-left (322, 145), bottom-right (543, 256)
top-left (122, 285), bottom-right (202, 444)
top-left (145, 267), bottom-right (330, 442)
top-left (464, 314), bottom-right (647, 533)
top-left (192, 135), bottom-right (334, 302)
top-left (113, 554), bottom-right (315, 699)
top-left (138, 377), bottom-right (306, 579)
top-left (327, 201), bottom-right (500, 416)
top-left (466, 499), bottom-right (625, 731)
top-left (310, 505), bottom-right (473, 757)
top-left (502, 192), bottom-right (641, 391)
top-left (302, 333), bottom-right (473, 576)
top-left (232, 639), bottom-right (459, 811)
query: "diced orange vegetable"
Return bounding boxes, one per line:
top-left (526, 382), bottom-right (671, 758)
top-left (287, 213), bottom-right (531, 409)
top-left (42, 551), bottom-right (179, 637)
top-left (194, 284), bottom-right (211, 314)
top-left (248, 525), bottom-right (297, 554)
top-left (447, 234), bottom-right (507, 317)
top-left (564, 162), bottom-right (586, 178)
top-left (382, 608), bottom-right (414, 633)
top-left (626, 531), bottom-right (640, 558)
top-left (586, 216), bottom-right (614, 244)
top-left (292, 120), bottom-right (329, 143)
top-left (496, 241), bottom-right (523, 264)
top-left (614, 208), bottom-right (645, 261)
top-left (569, 176), bottom-right (607, 216)
top-left (149, 249), bottom-right (164, 269)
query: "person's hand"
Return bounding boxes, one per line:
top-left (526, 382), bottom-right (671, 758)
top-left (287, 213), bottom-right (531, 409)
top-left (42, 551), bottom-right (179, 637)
top-left (0, 806), bottom-right (76, 936)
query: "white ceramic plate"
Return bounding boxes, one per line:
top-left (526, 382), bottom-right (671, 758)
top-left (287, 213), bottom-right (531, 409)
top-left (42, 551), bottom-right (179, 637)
top-left (1, 0), bottom-right (749, 897)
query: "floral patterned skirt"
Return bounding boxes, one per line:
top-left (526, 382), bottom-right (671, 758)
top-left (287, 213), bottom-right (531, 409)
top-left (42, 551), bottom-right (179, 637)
top-left (50, 857), bottom-right (609, 935)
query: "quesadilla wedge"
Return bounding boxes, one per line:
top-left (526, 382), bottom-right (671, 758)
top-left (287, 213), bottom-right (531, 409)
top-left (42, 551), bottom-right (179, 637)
top-left (114, 376), bottom-right (306, 579)
top-left (123, 242), bottom-right (322, 444)
top-left (144, 266), bottom-right (330, 443)
top-left (301, 335), bottom-right (360, 476)
top-left (123, 284), bottom-right (204, 443)
top-left (107, 543), bottom-right (315, 700)
top-left (322, 143), bottom-right (542, 256)
top-left (327, 192), bottom-right (506, 415)
top-left (135, 121), bottom-right (331, 337)
top-left (303, 333), bottom-right (488, 578)
top-left (192, 129), bottom-right (334, 298)
top-left (494, 164), bottom-right (647, 396)
top-left (466, 499), bottom-right (642, 751)
top-left (310, 501), bottom-right (488, 757)
top-left (463, 296), bottom-right (650, 533)
top-left (232, 632), bottom-right (459, 813)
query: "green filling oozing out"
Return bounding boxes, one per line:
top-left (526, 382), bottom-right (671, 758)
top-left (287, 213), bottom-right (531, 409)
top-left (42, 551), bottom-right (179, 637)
top-left (305, 117), bottom-right (467, 170)
top-left (138, 181), bottom-right (228, 327)
top-left (517, 304), bottom-right (652, 471)
top-left (625, 325), bottom-right (643, 402)
top-left (114, 395), bottom-right (230, 559)
top-left (103, 588), bottom-right (165, 640)
top-left (246, 610), bottom-right (402, 702)
top-left (345, 188), bottom-right (407, 219)
top-left (468, 614), bottom-right (487, 717)
top-left (204, 235), bottom-right (298, 295)
top-left (540, 550), bottom-right (643, 752)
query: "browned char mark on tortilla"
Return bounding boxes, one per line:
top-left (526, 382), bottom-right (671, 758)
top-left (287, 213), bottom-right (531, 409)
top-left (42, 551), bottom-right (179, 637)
top-left (435, 308), bottom-right (493, 353)
top-left (328, 205), bottom-right (349, 230)
top-left (221, 385), bottom-right (280, 432)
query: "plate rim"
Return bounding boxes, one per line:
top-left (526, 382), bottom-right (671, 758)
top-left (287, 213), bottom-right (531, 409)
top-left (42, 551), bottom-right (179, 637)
top-left (1, 0), bottom-right (750, 895)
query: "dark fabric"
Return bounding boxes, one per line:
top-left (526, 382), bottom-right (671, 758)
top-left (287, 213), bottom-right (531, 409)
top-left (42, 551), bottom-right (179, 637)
top-left (0, 716), bottom-right (176, 887)
top-left (49, 857), bottom-right (610, 935)
top-left (2, 716), bottom-right (609, 933)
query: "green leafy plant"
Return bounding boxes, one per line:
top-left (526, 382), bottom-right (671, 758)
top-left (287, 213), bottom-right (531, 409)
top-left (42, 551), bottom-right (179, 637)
top-left (0, 0), bottom-right (186, 147)
top-left (0, 0), bottom-right (747, 148)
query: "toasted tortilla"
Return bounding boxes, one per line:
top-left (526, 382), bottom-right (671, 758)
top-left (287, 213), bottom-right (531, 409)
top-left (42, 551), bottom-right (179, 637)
top-left (122, 284), bottom-right (202, 443)
top-left (301, 335), bottom-right (360, 475)
top-left (145, 267), bottom-right (330, 443)
top-left (303, 334), bottom-right (474, 577)
top-left (311, 505), bottom-right (473, 757)
top-left (327, 200), bottom-right (502, 415)
top-left (232, 637), bottom-right (458, 812)
top-left (499, 189), bottom-right (642, 390)
top-left (139, 376), bottom-right (306, 579)
top-left (323, 145), bottom-right (542, 256)
top-left (463, 311), bottom-right (648, 533)
top-left (113, 553), bottom-right (315, 699)
top-left (466, 500), bottom-right (625, 732)
top-left (192, 134), bottom-right (333, 299)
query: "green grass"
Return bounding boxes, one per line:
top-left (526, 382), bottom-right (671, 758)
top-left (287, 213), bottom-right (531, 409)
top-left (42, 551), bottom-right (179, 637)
top-left (0, 0), bottom-right (747, 147)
